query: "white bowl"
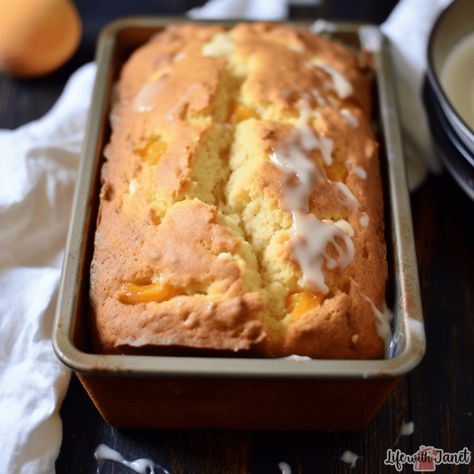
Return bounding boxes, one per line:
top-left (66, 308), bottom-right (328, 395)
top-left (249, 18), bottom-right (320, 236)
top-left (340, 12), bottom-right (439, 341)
top-left (427, 0), bottom-right (474, 155)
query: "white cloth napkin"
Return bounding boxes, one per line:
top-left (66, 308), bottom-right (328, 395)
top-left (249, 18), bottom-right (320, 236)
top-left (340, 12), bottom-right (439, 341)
top-left (0, 62), bottom-right (96, 474)
top-left (381, 0), bottom-right (452, 189)
top-left (0, 1), bottom-right (452, 472)
top-left (188, 0), bottom-right (288, 20)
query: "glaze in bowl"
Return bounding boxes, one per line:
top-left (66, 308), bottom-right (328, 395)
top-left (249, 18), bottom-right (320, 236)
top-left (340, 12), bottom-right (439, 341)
top-left (427, 0), bottom-right (474, 155)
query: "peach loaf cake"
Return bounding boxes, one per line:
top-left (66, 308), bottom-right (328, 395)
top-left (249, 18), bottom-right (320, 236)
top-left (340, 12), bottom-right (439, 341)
top-left (90, 22), bottom-right (391, 359)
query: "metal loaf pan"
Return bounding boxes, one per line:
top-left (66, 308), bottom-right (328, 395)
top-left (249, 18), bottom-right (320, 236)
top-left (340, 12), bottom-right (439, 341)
top-left (53, 17), bottom-right (425, 430)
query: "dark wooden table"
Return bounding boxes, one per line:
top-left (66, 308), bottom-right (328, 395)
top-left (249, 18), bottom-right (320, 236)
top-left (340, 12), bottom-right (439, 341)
top-left (1, 1), bottom-right (473, 473)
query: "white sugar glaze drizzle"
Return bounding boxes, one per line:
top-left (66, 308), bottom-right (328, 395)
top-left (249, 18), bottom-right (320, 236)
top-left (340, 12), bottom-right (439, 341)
top-left (298, 100), bottom-right (333, 165)
top-left (308, 60), bottom-right (353, 99)
top-left (95, 444), bottom-right (170, 474)
top-left (284, 354), bottom-right (312, 361)
top-left (310, 88), bottom-right (327, 106)
top-left (269, 99), bottom-right (356, 294)
top-left (345, 159), bottom-right (367, 179)
top-left (353, 166), bottom-right (367, 179)
top-left (334, 181), bottom-right (359, 209)
top-left (292, 212), bottom-right (354, 292)
top-left (363, 295), bottom-right (391, 354)
top-left (134, 51), bottom-right (193, 113)
top-left (340, 108), bottom-right (359, 128)
top-left (359, 212), bottom-right (369, 227)
top-left (134, 73), bottom-right (171, 113)
top-left (332, 219), bottom-right (354, 237)
top-left (135, 78), bottom-right (165, 113)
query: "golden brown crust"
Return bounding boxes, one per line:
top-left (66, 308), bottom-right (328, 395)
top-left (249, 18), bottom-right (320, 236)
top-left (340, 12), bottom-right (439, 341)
top-left (91, 200), bottom-right (267, 353)
top-left (90, 22), bottom-right (387, 359)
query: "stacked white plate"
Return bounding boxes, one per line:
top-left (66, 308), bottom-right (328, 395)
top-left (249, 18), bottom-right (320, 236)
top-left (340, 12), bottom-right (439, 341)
top-left (425, 0), bottom-right (474, 199)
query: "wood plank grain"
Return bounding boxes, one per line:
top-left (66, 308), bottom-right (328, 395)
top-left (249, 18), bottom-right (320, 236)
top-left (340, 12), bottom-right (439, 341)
top-left (410, 174), bottom-right (474, 474)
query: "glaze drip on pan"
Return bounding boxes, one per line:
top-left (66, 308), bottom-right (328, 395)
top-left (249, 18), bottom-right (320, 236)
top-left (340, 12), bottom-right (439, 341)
top-left (90, 22), bottom-right (389, 359)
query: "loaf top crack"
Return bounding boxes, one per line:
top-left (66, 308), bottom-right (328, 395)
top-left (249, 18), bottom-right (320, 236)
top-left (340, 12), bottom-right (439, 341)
top-left (90, 22), bottom-right (389, 359)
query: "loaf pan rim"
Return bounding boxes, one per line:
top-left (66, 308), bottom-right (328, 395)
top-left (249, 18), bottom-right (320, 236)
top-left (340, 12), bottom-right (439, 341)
top-left (52, 17), bottom-right (425, 381)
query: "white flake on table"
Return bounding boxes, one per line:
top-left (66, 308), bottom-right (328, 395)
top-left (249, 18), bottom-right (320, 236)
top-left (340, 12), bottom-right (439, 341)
top-left (340, 450), bottom-right (360, 468)
top-left (94, 444), bottom-right (170, 474)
